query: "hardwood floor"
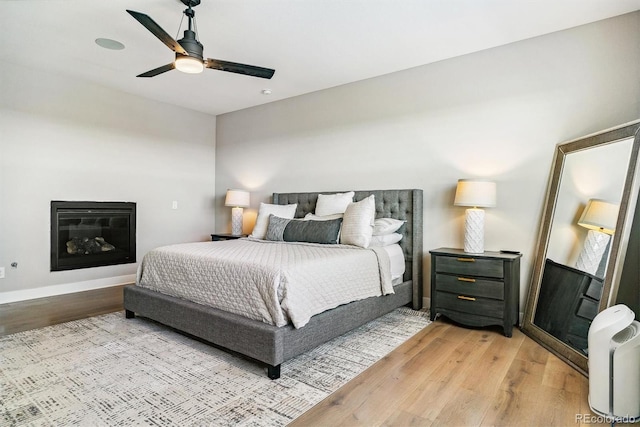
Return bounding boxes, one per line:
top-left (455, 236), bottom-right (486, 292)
top-left (0, 284), bottom-right (127, 336)
top-left (0, 289), bottom-right (624, 426)
top-left (291, 318), bottom-right (617, 427)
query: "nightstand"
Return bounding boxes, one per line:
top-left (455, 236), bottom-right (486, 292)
top-left (211, 233), bottom-right (248, 241)
top-left (430, 247), bottom-right (521, 337)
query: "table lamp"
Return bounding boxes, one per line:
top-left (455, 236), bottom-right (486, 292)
top-left (575, 199), bottom-right (619, 275)
top-left (225, 189), bottom-right (250, 236)
top-left (454, 179), bottom-right (497, 253)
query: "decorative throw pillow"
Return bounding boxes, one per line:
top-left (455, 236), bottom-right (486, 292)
top-left (304, 213), bottom-right (344, 241)
top-left (340, 195), bottom-right (375, 248)
top-left (250, 203), bottom-right (297, 239)
top-left (266, 215), bottom-right (342, 244)
top-left (369, 233), bottom-right (403, 247)
top-left (315, 191), bottom-right (355, 216)
top-left (372, 218), bottom-right (406, 236)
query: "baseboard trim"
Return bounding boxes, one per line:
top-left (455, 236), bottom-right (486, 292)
top-left (0, 274), bottom-right (136, 304)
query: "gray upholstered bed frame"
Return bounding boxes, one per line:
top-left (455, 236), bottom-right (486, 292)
top-left (123, 189), bottom-right (423, 379)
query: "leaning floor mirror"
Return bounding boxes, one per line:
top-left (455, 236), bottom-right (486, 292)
top-left (522, 120), bottom-right (640, 375)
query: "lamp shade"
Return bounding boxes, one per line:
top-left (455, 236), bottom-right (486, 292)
top-left (225, 189), bottom-right (250, 208)
top-left (454, 179), bottom-right (497, 208)
top-left (578, 199), bottom-right (618, 235)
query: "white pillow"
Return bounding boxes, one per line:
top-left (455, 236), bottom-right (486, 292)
top-left (340, 195), bottom-right (375, 248)
top-left (250, 203), bottom-right (297, 239)
top-left (373, 218), bottom-right (406, 236)
top-left (369, 233), bottom-right (403, 247)
top-left (315, 191), bottom-right (354, 216)
top-left (304, 213), bottom-right (343, 221)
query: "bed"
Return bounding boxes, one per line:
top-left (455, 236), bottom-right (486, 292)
top-left (123, 189), bottom-right (423, 379)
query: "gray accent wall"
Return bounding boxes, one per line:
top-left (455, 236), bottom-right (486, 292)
top-left (215, 12), bottom-right (640, 308)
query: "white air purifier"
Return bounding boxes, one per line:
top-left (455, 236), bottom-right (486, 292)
top-left (588, 304), bottom-right (640, 422)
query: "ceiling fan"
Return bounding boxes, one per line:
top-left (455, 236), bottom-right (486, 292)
top-left (126, 0), bottom-right (275, 79)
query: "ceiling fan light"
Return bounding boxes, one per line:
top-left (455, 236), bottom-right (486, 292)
top-left (175, 56), bottom-right (204, 74)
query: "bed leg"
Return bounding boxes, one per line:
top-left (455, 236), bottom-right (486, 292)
top-left (125, 309), bottom-right (135, 319)
top-left (267, 364), bottom-right (281, 380)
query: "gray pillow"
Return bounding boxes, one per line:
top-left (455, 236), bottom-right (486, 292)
top-left (266, 215), bottom-right (342, 244)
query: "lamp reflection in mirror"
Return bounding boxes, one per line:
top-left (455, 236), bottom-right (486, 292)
top-left (225, 189), bottom-right (250, 235)
top-left (575, 199), bottom-right (619, 275)
top-left (454, 179), bottom-right (496, 253)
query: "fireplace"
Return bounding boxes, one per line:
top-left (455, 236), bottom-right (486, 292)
top-left (51, 201), bottom-right (136, 271)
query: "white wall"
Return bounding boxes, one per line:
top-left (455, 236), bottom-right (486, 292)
top-left (215, 12), bottom-right (640, 307)
top-left (0, 62), bottom-right (217, 301)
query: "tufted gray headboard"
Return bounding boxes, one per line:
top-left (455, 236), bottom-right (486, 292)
top-left (272, 189), bottom-right (423, 309)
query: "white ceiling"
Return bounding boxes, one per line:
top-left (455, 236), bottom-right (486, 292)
top-left (3, 0), bottom-right (640, 116)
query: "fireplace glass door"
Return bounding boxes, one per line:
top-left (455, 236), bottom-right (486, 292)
top-left (51, 201), bottom-right (136, 271)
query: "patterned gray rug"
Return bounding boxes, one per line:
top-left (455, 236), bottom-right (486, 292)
top-left (0, 307), bottom-right (430, 426)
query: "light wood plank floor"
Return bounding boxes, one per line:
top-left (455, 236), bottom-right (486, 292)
top-left (0, 284), bottom-right (127, 336)
top-left (0, 290), bottom-right (628, 426)
top-left (291, 318), bottom-right (623, 427)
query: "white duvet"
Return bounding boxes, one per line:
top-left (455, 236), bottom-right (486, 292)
top-left (136, 238), bottom-right (393, 328)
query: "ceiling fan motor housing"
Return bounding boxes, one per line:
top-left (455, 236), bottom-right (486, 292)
top-left (178, 30), bottom-right (204, 60)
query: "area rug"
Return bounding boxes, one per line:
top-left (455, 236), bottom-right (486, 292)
top-left (0, 307), bottom-right (430, 426)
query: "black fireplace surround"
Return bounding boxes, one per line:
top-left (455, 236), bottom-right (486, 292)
top-left (51, 201), bottom-right (136, 271)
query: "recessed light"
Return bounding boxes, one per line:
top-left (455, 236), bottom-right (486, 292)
top-left (95, 38), bottom-right (125, 50)
top-left (261, 89), bottom-right (272, 95)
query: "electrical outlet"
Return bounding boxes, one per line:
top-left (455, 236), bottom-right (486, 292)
top-left (0, 267), bottom-right (5, 279)
top-left (172, 201), bottom-right (178, 210)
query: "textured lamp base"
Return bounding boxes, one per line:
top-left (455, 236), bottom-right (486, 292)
top-left (231, 207), bottom-right (244, 236)
top-left (576, 230), bottom-right (610, 275)
top-left (464, 208), bottom-right (485, 253)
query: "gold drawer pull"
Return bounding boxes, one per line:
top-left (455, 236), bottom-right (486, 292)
top-left (457, 295), bottom-right (476, 301)
top-left (458, 277), bottom-right (476, 283)
top-left (456, 258), bottom-right (475, 262)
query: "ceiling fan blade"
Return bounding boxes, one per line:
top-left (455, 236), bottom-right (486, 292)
top-left (137, 63), bottom-right (175, 78)
top-left (205, 59), bottom-right (275, 79)
top-left (126, 10), bottom-right (188, 56)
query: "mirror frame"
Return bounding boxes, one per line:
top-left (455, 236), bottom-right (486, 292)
top-left (522, 120), bottom-right (640, 375)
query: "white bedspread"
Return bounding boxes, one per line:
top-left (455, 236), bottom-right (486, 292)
top-left (136, 238), bottom-right (393, 328)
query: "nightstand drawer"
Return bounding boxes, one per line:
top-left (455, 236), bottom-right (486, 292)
top-left (434, 256), bottom-right (504, 279)
top-left (435, 274), bottom-right (504, 300)
top-left (436, 291), bottom-right (504, 319)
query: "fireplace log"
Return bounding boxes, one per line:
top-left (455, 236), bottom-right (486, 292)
top-left (66, 237), bottom-right (116, 255)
